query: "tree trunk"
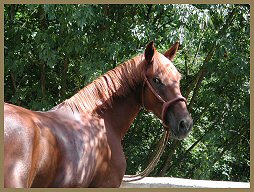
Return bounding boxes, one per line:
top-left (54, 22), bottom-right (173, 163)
top-left (61, 58), bottom-right (69, 97)
top-left (184, 51), bottom-right (189, 80)
top-left (9, 5), bottom-right (17, 96)
top-left (40, 62), bottom-right (46, 98)
top-left (159, 140), bottom-right (180, 176)
top-left (38, 5), bottom-right (48, 99)
top-left (10, 72), bottom-right (17, 94)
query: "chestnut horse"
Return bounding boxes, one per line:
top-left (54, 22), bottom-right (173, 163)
top-left (4, 42), bottom-right (193, 188)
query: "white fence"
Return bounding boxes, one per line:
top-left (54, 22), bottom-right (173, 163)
top-left (120, 177), bottom-right (250, 188)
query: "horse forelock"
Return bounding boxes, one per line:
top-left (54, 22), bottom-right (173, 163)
top-left (65, 54), bottom-right (144, 114)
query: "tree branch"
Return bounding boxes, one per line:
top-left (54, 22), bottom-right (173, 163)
top-left (187, 7), bottom-right (237, 111)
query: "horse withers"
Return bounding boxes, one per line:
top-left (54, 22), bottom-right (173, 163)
top-left (4, 41), bottom-right (193, 187)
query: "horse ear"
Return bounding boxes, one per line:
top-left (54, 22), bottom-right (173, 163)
top-left (145, 41), bottom-right (155, 64)
top-left (164, 41), bottom-right (180, 61)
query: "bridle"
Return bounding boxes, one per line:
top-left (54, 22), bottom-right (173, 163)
top-left (123, 61), bottom-right (188, 183)
top-left (141, 70), bottom-right (187, 130)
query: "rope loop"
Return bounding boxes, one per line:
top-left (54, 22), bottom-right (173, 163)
top-left (122, 130), bottom-right (170, 182)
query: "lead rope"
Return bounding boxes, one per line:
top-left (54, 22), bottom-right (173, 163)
top-left (122, 130), bottom-right (170, 182)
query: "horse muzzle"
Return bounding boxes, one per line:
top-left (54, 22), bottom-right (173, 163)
top-left (162, 96), bottom-right (193, 140)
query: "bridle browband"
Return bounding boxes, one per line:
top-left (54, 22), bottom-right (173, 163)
top-left (141, 69), bottom-right (187, 130)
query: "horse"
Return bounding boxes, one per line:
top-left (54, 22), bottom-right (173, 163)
top-left (4, 41), bottom-right (193, 188)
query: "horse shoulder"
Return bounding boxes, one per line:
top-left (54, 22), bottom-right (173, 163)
top-left (82, 114), bottom-right (126, 187)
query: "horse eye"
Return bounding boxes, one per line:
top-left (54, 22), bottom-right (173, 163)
top-left (153, 77), bottom-right (163, 85)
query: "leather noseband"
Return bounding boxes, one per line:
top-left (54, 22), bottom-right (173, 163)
top-left (142, 72), bottom-right (187, 130)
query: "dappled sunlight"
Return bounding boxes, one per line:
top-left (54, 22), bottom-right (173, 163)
top-left (4, 4), bottom-right (249, 188)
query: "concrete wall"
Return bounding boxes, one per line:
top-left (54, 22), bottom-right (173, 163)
top-left (120, 177), bottom-right (250, 188)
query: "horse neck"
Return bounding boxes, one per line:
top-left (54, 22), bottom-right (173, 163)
top-left (102, 91), bottom-right (142, 139)
top-left (53, 54), bottom-right (145, 137)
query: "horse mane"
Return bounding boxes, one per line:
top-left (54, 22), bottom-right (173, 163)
top-left (62, 54), bottom-right (145, 114)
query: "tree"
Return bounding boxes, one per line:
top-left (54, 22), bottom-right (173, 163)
top-left (4, 4), bottom-right (250, 182)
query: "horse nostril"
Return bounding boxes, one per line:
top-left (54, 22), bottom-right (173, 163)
top-left (178, 119), bottom-right (187, 131)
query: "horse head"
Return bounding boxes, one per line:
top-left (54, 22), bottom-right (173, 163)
top-left (142, 41), bottom-right (193, 140)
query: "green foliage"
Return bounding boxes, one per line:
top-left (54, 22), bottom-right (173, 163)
top-left (4, 4), bottom-right (250, 182)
